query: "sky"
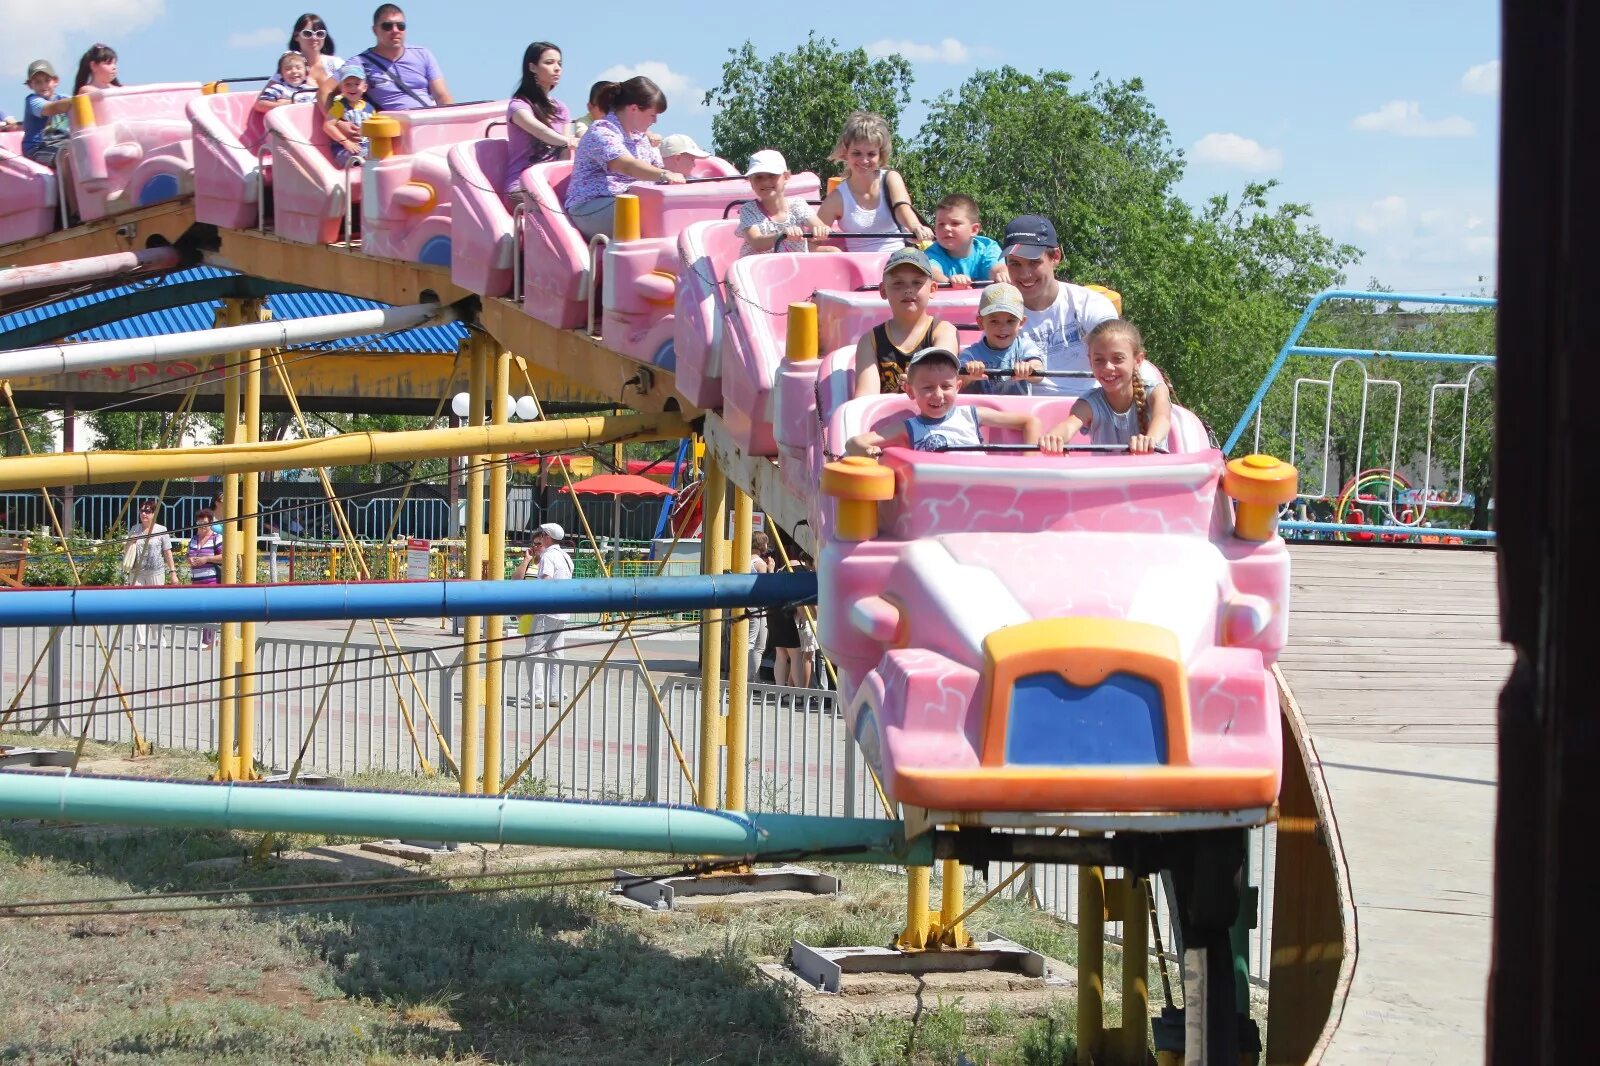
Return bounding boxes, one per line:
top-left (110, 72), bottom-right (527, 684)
top-left (1, 0), bottom-right (1500, 294)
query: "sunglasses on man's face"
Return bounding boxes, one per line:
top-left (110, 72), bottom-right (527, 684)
top-left (380, 20), bottom-right (406, 30)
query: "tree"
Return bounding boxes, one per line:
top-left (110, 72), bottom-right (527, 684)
top-left (705, 35), bottom-right (914, 178)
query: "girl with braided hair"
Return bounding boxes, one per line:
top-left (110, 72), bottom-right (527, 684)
top-left (1039, 319), bottom-right (1171, 454)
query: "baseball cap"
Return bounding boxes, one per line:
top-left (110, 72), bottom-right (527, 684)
top-left (336, 61), bottom-right (367, 83)
top-left (25, 60), bottom-right (56, 83)
top-left (537, 522), bottom-right (565, 541)
top-left (977, 283), bottom-right (1026, 320)
top-left (661, 133), bottom-right (711, 158)
top-left (906, 346), bottom-right (959, 372)
top-left (883, 245), bottom-right (934, 278)
top-left (743, 148), bottom-right (787, 176)
top-left (1002, 215), bottom-right (1059, 260)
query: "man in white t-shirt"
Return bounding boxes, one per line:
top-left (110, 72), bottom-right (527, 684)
top-left (1001, 215), bottom-right (1163, 399)
top-left (514, 522), bottom-right (574, 707)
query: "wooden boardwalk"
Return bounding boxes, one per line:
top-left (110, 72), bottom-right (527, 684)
top-left (1278, 543), bottom-right (1507, 1064)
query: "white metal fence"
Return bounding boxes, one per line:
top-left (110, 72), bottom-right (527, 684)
top-left (1, 624), bottom-right (1274, 983)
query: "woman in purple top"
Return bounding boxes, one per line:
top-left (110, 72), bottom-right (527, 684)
top-left (504, 41), bottom-right (576, 197)
top-left (562, 76), bottom-right (683, 240)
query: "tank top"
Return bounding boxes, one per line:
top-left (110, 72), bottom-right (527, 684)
top-left (1082, 387), bottom-right (1167, 449)
top-left (838, 171), bottom-right (900, 253)
top-left (904, 407), bottom-right (982, 451)
top-left (871, 319), bottom-right (937, 394)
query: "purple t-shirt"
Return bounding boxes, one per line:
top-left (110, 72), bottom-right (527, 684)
top-left (504, 96), bottom-right (570, 194)
top-left (563, 112), bottom-right (661, 210)
top-left (356, 46), bottom-right (442, 111)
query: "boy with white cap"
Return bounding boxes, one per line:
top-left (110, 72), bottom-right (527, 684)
top-left (735, 148), bottom-right (831, 256)
top-left (659, 133), bottom-right (710, 176)
top-left (958, 282), bottom-right (1044, 393)
top-left (514, 522), bottom-right (573, 707)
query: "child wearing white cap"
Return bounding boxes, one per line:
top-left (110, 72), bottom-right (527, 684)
top-left (959, 282), bottom-right (1044, 393)
top-left (659, 133), bottom-right (710, 176)
top-left (735, 149), bottom-right (832, 257)
top-left (513, 522), bottom-right (573, 707)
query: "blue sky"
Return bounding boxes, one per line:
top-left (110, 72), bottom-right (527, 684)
top-left (4, 0), bottom-right (1500, 293)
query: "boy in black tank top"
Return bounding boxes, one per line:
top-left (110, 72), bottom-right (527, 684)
top-left (852, 247), bottom-right (961, 398)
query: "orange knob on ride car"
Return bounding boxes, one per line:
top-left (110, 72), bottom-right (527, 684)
top-left (1223, 454), bottom-right (1298, 541)
top-left (821, 456), bottom-right (895, 541)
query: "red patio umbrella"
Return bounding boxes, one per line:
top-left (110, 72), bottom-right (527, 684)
top-left (559, 473), bottom-right (676, 497)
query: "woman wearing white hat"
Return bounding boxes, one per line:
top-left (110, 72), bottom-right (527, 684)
top-left (513, 522), bottom-right (573, 707)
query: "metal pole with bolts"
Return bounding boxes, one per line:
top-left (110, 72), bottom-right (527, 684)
top-left (483, 346), bottom-right (511, 793)
top-left (724, 487), bottom-right (753, 811)
top-left (460, 339), bottom-right (489, 794)
top-left (235, 298), bottom-right (266, 780)
top-left (696, 455), bottom-right (728, 806)
top-left (214, 302), bottom-right (242, 781)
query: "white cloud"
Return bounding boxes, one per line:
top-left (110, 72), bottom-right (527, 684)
top-left (1460, 60), bottom-right (1500, 95)
top-left (1331, 192), bottom-right (1498, 289)
top-left (596, 61), bottom-right (707, 111)
top-left (1351, 100), bottom-right (1474, 137)
top-left (1354, 195), bottom-right (1409, 234)
top-left (865, 37), bottom-right (972, 64)
top-left (0, 1), bottom-right (165, 80)
top-left (227, 27), bottom-right (282, 50)
top-left (1190, 132), bottom-right (1282, 172)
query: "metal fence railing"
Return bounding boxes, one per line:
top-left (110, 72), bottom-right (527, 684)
top-left (1, 624), bottom-right (1275, 984)
top-left (1224, 289), bottom-right (1496, 545)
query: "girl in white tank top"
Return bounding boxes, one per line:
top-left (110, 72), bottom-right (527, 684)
top-left (838, 171), bottom-right (900, 253)
top-left (818, 111), bottom-right (935, 253)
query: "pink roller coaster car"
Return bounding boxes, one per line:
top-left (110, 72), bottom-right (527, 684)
top-left (66, 83), bottom-right (201, 222)
top-left (0, 131), bottom-right (58, 243)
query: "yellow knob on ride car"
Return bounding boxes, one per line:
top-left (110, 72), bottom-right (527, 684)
top-left (612, 194), bottom-right (641, 242)
top-left (361, 115), bottom-right (402, 160)
top-left (821, 457), bottom-right (896, 541)
top-left (1223, 454), bottom-right (1299, 541)
top-left (70, 93), bottom-right (94, 130)
top-left (1086, 284), bottom-right (1123, 315)
top-left (786, 302), bottom-right (818, 361)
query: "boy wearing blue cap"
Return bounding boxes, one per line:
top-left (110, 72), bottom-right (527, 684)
top-left (852, 246), bottom-right (961, 399)
top-left (324, 62), bottom-right (375, 165)
top-left (1003, 214), bottom-right (1162, 400)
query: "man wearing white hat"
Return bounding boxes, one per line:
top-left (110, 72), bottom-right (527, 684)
top-left (514, 522), bottom-right (574, 707)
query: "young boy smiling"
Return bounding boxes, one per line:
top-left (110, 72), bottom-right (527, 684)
top-left (926, 193), bottom-right (1008, 288)
top-left (847, 346), bottom-right (1040, 456)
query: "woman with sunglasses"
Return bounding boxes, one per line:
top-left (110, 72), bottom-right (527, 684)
top-left (122, 499), bottom-right (178, 648)
top-left (287, 13), bottom-right (342, 87)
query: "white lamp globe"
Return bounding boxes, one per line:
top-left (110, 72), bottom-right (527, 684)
top-left (450, 392), bottom-right (471, 418)
top-left (515, 395), bottom-right (542, 421)
top-left (500, 394), bottom-right (516, 420)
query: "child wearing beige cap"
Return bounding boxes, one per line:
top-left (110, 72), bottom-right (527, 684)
top-left (958, 282), bottom-right (1044, 393)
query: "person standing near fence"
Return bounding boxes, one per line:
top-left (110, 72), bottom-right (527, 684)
top-left (123, 499), bottom-right (178, 648)
top-left (187, 508), bottom-right (223, 650)
top-left (513, 522), bottom-right (573, 707)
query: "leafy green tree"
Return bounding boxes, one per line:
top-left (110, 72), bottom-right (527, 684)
top-left (705, 35), bottom-right (914, 178)
top-left (2, 405), bottom-right (55, 456)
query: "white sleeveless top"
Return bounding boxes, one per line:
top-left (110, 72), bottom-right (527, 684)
top-left (838, 171), bottom-right (900, 253)
top-left (905, 407), bottom-right (982, 451)
top-left (1081, 387), bottom-right (1168, 449)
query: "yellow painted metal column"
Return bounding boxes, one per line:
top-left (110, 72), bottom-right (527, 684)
top-left (938, 855), bottom-right (969, 947)
top-left (460, 339), bottom-right (488, 794)
top-left (235, 299), bottom-right (266, 781)
top-left (897, 866), bottom-right (933, 950)
top-left (724, 488), bottom-right (752, 810)
top-left (696, 453), bottom-right (727, 807)
top-left (1077, 863), bottom-right (1107, 1065)
top-left (213, 302), bottom-right (242, 781)
top-left (1113, 876), bottom-right (1150, 1063)
top-left (483, 347), bottom-right (511, 793)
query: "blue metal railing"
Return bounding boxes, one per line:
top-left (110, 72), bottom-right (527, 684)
top-left (1224, 290), bottom-right (1497, 544)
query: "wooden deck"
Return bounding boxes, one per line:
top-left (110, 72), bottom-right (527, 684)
top-left (1278, 542), bottom-right (1507, 1064)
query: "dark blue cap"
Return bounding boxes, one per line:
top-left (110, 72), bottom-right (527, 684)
top-left (1002, 215), bottom-right (1059, 260)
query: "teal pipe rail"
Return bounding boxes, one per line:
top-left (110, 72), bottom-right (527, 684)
top-left (0, 773), bottom-right (932, 865)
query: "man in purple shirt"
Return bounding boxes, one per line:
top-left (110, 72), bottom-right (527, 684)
top-left (356, 4), bottom-right (452, 111)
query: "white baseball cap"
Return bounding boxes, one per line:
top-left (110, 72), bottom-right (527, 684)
top-left (659, 134), bottom-right (710, 158)
top-left (537, 522), bottom-right (564, 541)
top-left (744, 149), bottom-right (788, 177)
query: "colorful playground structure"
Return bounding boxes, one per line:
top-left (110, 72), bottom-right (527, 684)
top-left (0, 71), bottom-right (1498, 1065)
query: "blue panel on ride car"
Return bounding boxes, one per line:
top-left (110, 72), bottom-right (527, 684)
top-left (1005, 672), bottom-right (1167, 766)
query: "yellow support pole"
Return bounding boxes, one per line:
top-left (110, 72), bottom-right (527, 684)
top-left (214, 303), bottom-right (242, 781)
top-left (1077, 863), bottom-right (1107, 1065)
top-left (483, 346), bottom-right (511, 793)
top-left (724, 487), bottom-right (752, 811)
top-left (461, 339), bottom-right (488, 794)
top-left (897, 866), bottom-right (933, 951)
top-left (0, 413), bottom-right (690, 491)
top-left (235, 299), bottom-right (265, 781)
top-left (938, 855), bottom-right (970, 948)
top-left (1115, 877), bottom-right (1151, 1063)
top-left (696, 455), bottom-right (727, 806)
